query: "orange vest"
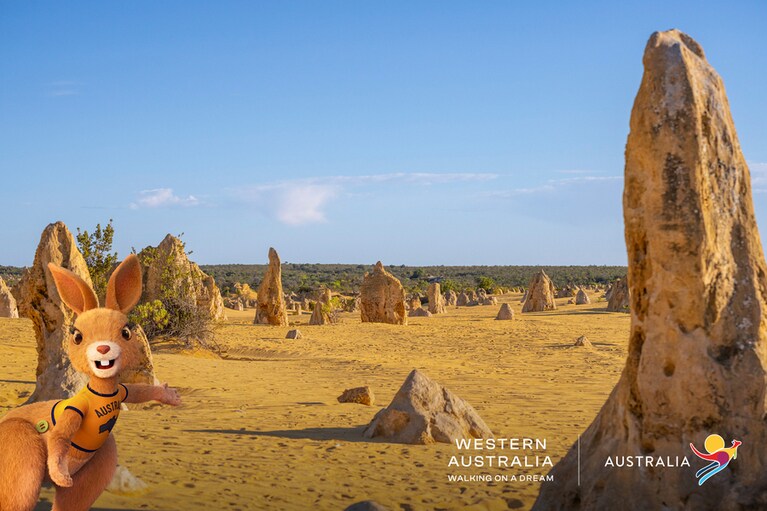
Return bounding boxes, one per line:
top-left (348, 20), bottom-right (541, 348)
top-left (50, 383), bottom-right (128, 452)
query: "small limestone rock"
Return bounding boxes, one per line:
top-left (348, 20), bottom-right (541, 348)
top-left (575, 288), bottom-right (591, 305)
top-left (495, 303), bottom-right (515, 320)
top-left (344, 502), bottom-right (390, 511)
top-left (364, 369), bottom-right (491, 444)
top-left (605, 277), bottom-right (629, 312)
top-left (285, 329), bottom-right (302, 339)
top-left (573, 335), bottom-right (592, 348)
top-left (522, 270), bottom-right (556, 313)
top-left (408, 307), bottom-right (432, 317)
top-left (106, 465), bottom-right (149, 496)
top-left (337, 386), bottom-right (375, 406)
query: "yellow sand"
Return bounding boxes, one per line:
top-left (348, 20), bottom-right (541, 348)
top-left (0, 292), bottom-right (630, 511)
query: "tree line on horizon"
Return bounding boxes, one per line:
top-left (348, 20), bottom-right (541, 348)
top-left (200, 263), bottom-right (628, 296)
top-left (2, 261), bottom-right (627, 296)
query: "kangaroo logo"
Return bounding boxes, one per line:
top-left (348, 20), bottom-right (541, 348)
top-left (99, 416), bottom-right (117, 435)
top-left (689, 434), bottom-right (741, 486)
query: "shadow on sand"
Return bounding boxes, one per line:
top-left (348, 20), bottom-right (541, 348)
top-left (185, 425), bottom-right (372, 442)
top-left (35, 504), bottom-right (150, 511)
top-left (533, 308), bottom-right (615, 316)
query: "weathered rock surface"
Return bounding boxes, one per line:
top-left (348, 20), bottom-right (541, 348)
top-left (606, 277), bottom-right (630, 312)
top-left (480, 296), bottom-right (498, 306)
top-left (0, 276), bottom-right (18, 318)
top-left (456, 292), bottom-right (469, 306)
top-left (225, 297), bottom-right (244, 311)
top-left (521, 270), bottom-right (557, 313)
top-left (309, 301), bottom-right (330, 325)
top-left (106, 464), bottom-right (149, 495)
top-left (495, 303), bottom-right (515, 320)
top-left (444, 290), bottom-right (458, 306)
top-left (364, 369), bottom-right (491, 444)
top-left (344, 502), bottom-right (390, 511)
top-left (603, 282), bottom-right (614, 301)
top-left (285, 329), bottom-right (302, 339)
top-left (15, 222), bottom-right (92, 401)
top-left (427, 282), bottom-right (446, 314)
top-left (359, 262), bottom-right (407, 325)
top-left (535, 30), bottom-right (767, 510)
top-left (555, 285), bottom-right (576, 298)
top-left (408, 307), bottom-right (432, 317)
top-left (17, 222), bottom-right (156, 401)
top-left (407, 296), bottom-right (421, 311)
top-left (337, 386), bottom-right (375, 406)
top-left (575, 288), bottom-right (591, 305)
top-left (138, 234), bottom-right (226, 321)
top-left (253, 247), bottom-right (288, 326)
top-left (119, 324), bottom-right (159, 387)
top-left (572, 335), bottom-right (592, 348)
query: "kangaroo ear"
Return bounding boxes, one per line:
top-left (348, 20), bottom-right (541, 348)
top-left (105, 254), bottom-right (143, 313)
top-left (47, 263), bottom-right (99, 315)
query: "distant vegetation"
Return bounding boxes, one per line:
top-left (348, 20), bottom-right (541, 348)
top-left (0, 266), bottom-right (23, 286)
top-left (76, 219), bottom-right (118, 301)
top-left (1, 261), bottom-right (627, 295)
top-left (199, 264), bottom-right (628, 295)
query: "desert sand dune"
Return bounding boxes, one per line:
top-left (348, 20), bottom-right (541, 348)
top-left (1, 291), bottom-right (629, 510)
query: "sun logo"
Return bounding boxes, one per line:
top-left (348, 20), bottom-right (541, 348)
top-left (689, 434), bottom-right (741, 486)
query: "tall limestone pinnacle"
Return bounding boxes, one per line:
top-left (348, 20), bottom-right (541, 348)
top-left (254, 247), bottom-right (289, 326)
top-left (534, 30), bottom-right (767, 510)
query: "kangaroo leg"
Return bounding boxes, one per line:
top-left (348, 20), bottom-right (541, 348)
top-left (0, 419), bottom-right (47, 511)
top-left (52, 435), bottom-right (117, 511)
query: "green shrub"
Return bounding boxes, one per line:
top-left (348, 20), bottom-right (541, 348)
top-left (76, 219), bottom-right (118, 301)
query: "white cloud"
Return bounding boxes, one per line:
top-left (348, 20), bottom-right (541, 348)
top-left (484, 174), bottom-right (622, 198)
top-left (750, 162), bottom-right (767, 193)
top-left (231, 172), bottom-right (497, 225)
top-left (555, 169), bottom-right (595, 175)
top-left (233, 183), bottom-right (339, 226)
top-left (328, 172), bottom-right (498, 186)
top-left (130, 188), bottom-right (200, 209)
top-left (47, 80), bottom-right (82, 97)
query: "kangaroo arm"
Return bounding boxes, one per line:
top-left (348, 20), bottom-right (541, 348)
top-left (122, 383), bottom-right (182, 406)
top-left (48, 409), bottom-right (82, 458)
top-left (122, 383), bottom-right (162, 403)
top-left (47, 409), bottom-right (82, 487)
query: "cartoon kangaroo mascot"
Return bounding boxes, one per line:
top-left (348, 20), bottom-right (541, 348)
top-left (0, 254), bottom-right (181, 511)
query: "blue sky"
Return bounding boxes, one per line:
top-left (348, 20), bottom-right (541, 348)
top-left (1, 1), bottom-right (765, 266)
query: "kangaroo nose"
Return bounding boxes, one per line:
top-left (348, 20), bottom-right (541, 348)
top-left (97, 345), bottom-right (111, 354)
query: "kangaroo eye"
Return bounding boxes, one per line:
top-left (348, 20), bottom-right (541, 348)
top-left (71, 328), bottom-right (83, 345)
top-left (121, 326), bottom-right (132, 340)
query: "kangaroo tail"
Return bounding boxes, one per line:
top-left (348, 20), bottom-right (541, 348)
top-left (0, 418), bottom-right (47, 511)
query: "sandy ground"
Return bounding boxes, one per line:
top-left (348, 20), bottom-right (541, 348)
top-left (0, 291), bottom-right (631, 511)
